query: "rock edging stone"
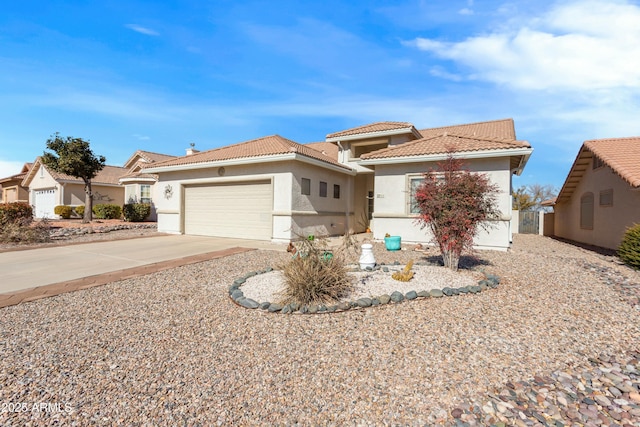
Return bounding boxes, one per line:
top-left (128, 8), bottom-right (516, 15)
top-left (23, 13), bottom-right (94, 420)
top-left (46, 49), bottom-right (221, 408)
top-left (229, 264), bottom-right (500, 314)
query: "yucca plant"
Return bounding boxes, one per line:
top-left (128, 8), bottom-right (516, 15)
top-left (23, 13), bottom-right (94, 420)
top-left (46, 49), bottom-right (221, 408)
top-left (618, 223), bottom-right (640, 270)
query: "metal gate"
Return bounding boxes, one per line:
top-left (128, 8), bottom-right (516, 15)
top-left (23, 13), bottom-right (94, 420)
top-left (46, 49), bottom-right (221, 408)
top-left (519, 211), bottom-right (539, 234)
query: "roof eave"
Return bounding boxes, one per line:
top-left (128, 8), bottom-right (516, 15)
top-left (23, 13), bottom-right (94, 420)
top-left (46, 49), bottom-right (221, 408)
top-left (326, 127), bottom-right (419, 143)
top-left (146, 153), bottom-right (355, 175)
top-left (119, 177), bottom-right (157, 184)
top-left (512, 149), bottom-right (533, 176)
top-left (358, 147), bottom-right (534, 166)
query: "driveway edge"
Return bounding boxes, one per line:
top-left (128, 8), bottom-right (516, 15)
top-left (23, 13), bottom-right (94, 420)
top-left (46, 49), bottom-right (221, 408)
top-left (0, 247), bottom-right (254, 309)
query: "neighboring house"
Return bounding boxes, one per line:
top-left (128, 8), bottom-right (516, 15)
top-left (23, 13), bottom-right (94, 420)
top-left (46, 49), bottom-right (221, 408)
top-left (0, 163), bottom-right (32, 203)
top-left (119, 150), bottom-right (177, 221)
top-left (553, 137), bottom-right (640, 250)
top-left (146, 118), bottom-right (532, 250)
top-left (21, 158), bottom-right (126, 219)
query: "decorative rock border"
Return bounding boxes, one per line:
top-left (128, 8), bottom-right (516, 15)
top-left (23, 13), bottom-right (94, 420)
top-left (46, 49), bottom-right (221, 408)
top-left (229, 262), bottom-right (501, 314)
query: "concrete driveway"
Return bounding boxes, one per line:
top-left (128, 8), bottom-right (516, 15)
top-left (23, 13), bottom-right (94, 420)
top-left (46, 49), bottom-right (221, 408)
top-left (0, 235), bottom-right (286, 308)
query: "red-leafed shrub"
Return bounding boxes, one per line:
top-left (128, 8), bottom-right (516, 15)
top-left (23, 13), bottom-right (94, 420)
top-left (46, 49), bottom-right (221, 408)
top-left (0, 203), bottom-right (50, 244)
top-left (0, 202), bottom-right (33, 227)
top-left (414, 154), bottom-right (500, 270)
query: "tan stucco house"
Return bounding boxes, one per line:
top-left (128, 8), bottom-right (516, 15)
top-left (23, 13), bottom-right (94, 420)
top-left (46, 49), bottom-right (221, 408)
top-left (119, 150), bottom-right (177, 221)
top-left (21, 158), bottom-right (126, 219)
top-left (146, 118), bottom-right (532, 250)
top-left (553, 137), bottom-right (640, 250)
top-left (0, 163), bottom-right (32, 203)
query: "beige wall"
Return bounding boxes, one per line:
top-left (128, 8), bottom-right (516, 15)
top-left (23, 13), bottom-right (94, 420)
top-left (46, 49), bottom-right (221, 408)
top-left (2, 183), bottom-right (29, 203)
top-left (542, 212), bottom-right (555, 236)
top-left (28, 164), bottom-right (59, 191)
top-left (288, 162), bottom-right (353, 238)
top-left (155, 160), bottom-right (356, 241)
top-left (62, 184), bottom-right (124, 207)
top-left (554, 162), bottom-right (640, 249)
top-left (28, 164), bottom-right (63, 207)
top-left (370, 157), bottom-right (514, 250)
top-left (511, 210), bottom-right (520, 234)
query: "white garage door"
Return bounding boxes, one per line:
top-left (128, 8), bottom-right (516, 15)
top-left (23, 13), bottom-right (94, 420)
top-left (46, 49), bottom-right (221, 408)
top-left (34, 189), bottom-right (56, 218)
top-left (184, 181), bottom-right (273, 240)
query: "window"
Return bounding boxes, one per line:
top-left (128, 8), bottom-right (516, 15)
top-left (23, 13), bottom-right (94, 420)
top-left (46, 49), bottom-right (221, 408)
top-left (580, 192), bottom-right (594, 229)
top-left (409, 176), bottom-right (425, 214)
top-left (301, 178), bottom-right (311, 195)
top-left (319, 181), bottom-right (327, 197)
top-left (333, 184), bottom-right (340, 199)
top-left (593, 156), bottom-right (604, 169)
top-left (140, 185), bottom-right (152, 204)
top-left (599, 189), bottom-right (613, 207)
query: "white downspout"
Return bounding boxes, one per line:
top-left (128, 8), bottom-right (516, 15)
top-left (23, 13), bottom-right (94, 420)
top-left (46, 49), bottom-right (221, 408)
top-left (337, 141), bottom-right (351, 232)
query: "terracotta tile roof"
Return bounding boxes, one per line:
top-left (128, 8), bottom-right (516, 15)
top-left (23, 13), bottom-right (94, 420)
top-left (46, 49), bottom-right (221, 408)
top-left (360, 133), bottom-right (531, 160)
top-left (305, 141), bottom-right (339, 161)
top-left (556, 137), bottom-right (640, 203)
top-left (0, 172), bottom-right (27, 184)
top-left (585, 137), bottom-right (640, 187)
top-left (119, 172), bottom-right (158, 181)
top-left (139, 151), bottom-right (176, 163)
top-left (541, 197), bottom-right (557, 206)
top-left (418, 118), bottom-right (516, 140)
top-left (47, 164), bottom-right (127, 186)
top-left (123, 150), bottom-right (176, 169)
top-left (149, 135), bottom-right (351, 171)
top-left (326, 121), bottom-right (415, 139)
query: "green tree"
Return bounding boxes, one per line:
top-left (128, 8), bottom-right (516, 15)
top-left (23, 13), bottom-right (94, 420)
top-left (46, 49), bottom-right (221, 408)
top-left (512, 186), bottom-right (535, 211)
top-left (512, 184), bottom-right (557, 211)
top-left (41, 133), bottom-right (106, 223)
top-left (414, 154), bottom-right (501, 270)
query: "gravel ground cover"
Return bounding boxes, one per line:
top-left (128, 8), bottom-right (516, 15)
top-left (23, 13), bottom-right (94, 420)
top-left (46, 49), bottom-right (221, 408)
top-left (1, 234), bottom-right (639, 426)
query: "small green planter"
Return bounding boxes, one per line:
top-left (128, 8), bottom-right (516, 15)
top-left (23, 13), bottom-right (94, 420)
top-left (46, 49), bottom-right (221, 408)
top-left (384, 236), bottom-right (401, 251)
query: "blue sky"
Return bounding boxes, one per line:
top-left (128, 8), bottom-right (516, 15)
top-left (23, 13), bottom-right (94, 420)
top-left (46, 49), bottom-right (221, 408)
top-left (1, 0), bottom-right (639, 191)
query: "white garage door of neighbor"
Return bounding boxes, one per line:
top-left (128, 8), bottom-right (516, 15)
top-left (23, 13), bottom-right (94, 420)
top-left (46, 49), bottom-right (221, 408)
top-left (34, 189), bottom-right (57, 218)
top-left (184, 181), bottom-right (273, 240)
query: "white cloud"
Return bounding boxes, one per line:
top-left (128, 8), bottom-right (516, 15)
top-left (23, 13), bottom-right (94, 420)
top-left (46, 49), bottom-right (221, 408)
top-left (429, 66), bottom-right (464, 81)
top-left (133, 134), bottom-right (150, 141)
top-left (0, 160), bottom-right (26, 179)
top-left (125, 24), bottom-right (160, 36)
top-left (458, 8), bottom-right (474, 16)
top-left (407, 0), bottom-right (640, 91)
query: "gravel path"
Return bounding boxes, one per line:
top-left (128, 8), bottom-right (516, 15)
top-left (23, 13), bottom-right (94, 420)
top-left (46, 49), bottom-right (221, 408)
top-left (1, 234), bottom-right (639, 426)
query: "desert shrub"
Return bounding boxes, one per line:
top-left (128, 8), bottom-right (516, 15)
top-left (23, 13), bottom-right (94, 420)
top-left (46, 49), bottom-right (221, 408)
top-left (0, 202), bottom-right (33, 227)
top-left (618, 223), bottom-right (640, 270)
top-left (0, 219), bottom-right (50, 244)
top-left (54, 205), bottom-right (73, 219)
top-left (74, 205), bottom-right (85, 216)
top-left (92, 204), bottom-right (122, 219)
top-left (123, 203), bottom-right (151, 222)
top-left (277, 235), bottom-right (353, 306)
